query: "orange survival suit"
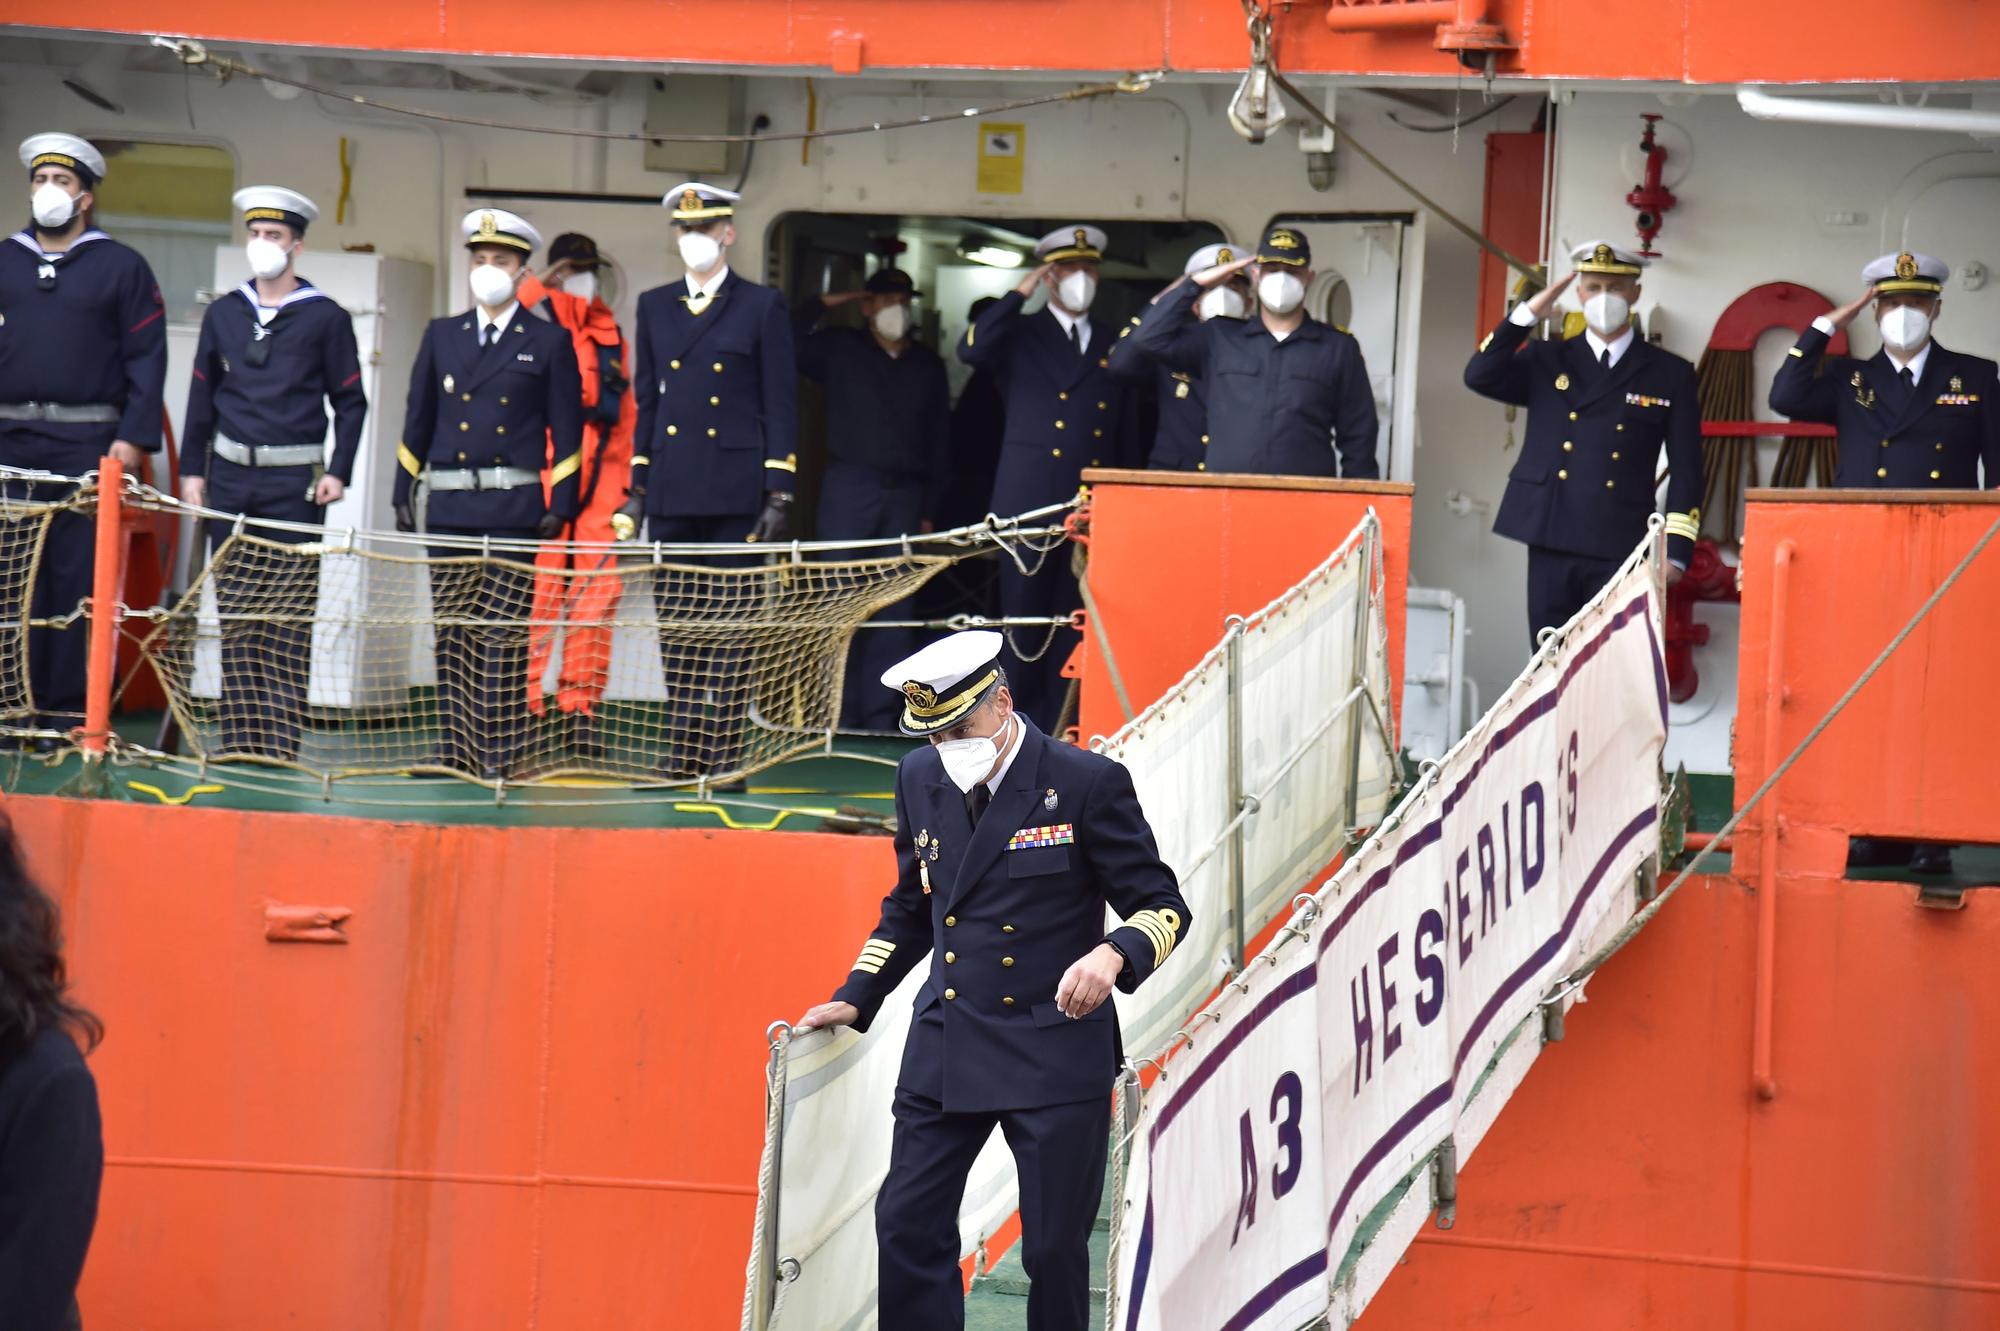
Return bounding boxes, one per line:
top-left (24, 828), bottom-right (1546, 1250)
top-left (516, 271), bottom-right (635, 717)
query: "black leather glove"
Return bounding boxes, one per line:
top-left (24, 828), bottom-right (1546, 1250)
top-left (536, 510), bottom-right (569, 540)
top-left (394, 502), bottom-right (417, 533)
top-left (611, 489), bottom-right (645, 541)
top-left (747, 491), bottom-right (796, 544)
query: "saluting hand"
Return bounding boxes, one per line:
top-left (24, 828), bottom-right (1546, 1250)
top-left (1827, 285), bottom-right (1878, 331)
top-left (1192, 254), bottom-right (1256, 288)
top-left (1520, 272), bottom-right (1575, 323)
top-left (1055, 942), bottom-right (1126, 1019)
top-left (796, 1000), bottom-right (859, 1032)
top-left (1017, 263), bottom-right (1054, 299)
top-left (821, 290), bottom-right (866, 308)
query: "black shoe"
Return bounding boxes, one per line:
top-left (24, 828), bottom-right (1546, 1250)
top-left (1908, 843), bottom-right (1955, 876)
top-left (1847, 837), bottom-right (1913, 870)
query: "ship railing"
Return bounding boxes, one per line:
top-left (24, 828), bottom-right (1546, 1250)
top-left (0, 457), bottom-right (1079, 801)
top-left (740, 510), bottom-right (1400, 1330)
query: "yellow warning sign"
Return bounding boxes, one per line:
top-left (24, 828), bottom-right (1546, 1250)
top-left (976, 122), bottom-right (1025, 195)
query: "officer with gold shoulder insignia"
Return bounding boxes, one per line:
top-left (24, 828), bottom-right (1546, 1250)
top-left (958, 225), bottom-right (1141, 729)
top-left (1465, 240), bottom-right (1702, 645)
top-left (1108, 239), bottom-right (1251, 472)
top-left (396, 208), bottom-right (583, 778)
top-left (1769, 250), bottom-right (1999, 491)
top-left (797, 629), bottom-right (1189, 1331)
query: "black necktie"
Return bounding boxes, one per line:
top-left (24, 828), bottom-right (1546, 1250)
top-left (483, 323), bottom-right (501, 349)
top-left (1070, 323), bottom-right (1084, 355)
top-left (1599, 348), bottom-right (1611, 370)
top-left (1900, 366), bottom-right (1915, 392)
top-left (965, 784), bottom-right (991, 826)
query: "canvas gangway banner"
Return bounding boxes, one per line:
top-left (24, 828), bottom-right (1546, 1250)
top-left (1112, 532), bottom-right (1668, 1331)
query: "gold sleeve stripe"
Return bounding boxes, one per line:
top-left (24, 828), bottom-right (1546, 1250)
top-left (397, 443), bottom-right (423, 477)
top-left (964, 324), bottom-right (976, 347)
top-left (1127, 914), bottom-right (1172, 968)
top-left (764, 456), bottom-right (798, 473)
top-left (1478, 331), bottom-right (1494, 352)
top-left (549, 451), bottom-right (582, 486)
top-left (1664, 514), bottom-right (1701, 540)
top-left (1787, 347), bottom-right (1806, 358)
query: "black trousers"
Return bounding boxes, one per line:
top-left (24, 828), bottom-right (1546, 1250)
top-left (203, 462), bottom-right (322, 759)
top-left (816, 464), bottom-right (925, 732)
top-left (647, 513), bottom-right (758, 779)
top-left (876, 1085), bottom-right (1109, 1331)
top-left (1526, 545), bottom-right (1625, 648)
top-left (428, 527), bottom-right (538, 776)
top-left (995, 551), bottom-right (1080, 734)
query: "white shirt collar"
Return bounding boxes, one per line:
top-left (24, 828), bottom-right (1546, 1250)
top-left (479, 300), bottom-right (521, 336)
top-left (685, 265), bottom-right (730, 299)
top-left (984, 713), bottom-right (1028, 797)
top-left (1584, 324), bottom-right (1635, 368)
top-left (1048, 303), bottom-right (1092, 348)
top-left (1885, 341), bottom-right (1932, 380)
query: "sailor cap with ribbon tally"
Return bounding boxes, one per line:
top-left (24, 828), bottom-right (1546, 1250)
top-left (233, 186), bottom-right (318, 235)
top-left (1570, 240), bottom-right (1648, 276)
top-left (460, 208), bottom-right (542, 256)
top-left (1185, 241), bottom-right (1246, 276)
top-left (1035, 225), bottom-right (1107, 265)
top-left (1256, 224), bottom-right (1311, 268)
top-left (19, 132), bottom-right (106, 186)
top-left (882, 630), bottom-right (1006, 736)
top-left (665, 182), bottom-right (739, 224)
top-left (1863, 250), bottom-right (1947, 297)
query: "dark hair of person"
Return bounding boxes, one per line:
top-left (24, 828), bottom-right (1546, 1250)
top-left (0, 819), bottom-right (101, 1056)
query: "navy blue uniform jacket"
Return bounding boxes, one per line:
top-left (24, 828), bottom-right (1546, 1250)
top-left (631, 271), bottom-right (799, 518)
top-left (834, 718), bottom-right (1190, 1113)
top-left (794, 310), bottom-right (951, 505)
top-left (1465, 316), bottom-right (1703, 565)
top-left (395, 309), bottom-right (584, 531)
top-left (957, 292), bottom-right (1139, 515)
top-left (183, 281), bottom-right (368, 482)
top-left (1107, 313), bottom-right (1208, 472)
top-left (1125, 282), bottom-right (1380, 480)
top-left (1769, 325), bottom-right (2000, 489)
top-left (0, 230), bottom-right (165, 456)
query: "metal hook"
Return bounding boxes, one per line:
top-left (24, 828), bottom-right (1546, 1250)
top-left (1227, 12), bottom-right (1288, 144)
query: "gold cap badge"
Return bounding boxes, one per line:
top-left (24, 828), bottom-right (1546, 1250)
top-left (477, 212), bottom-right (498, 240)
top-left (1217, 247), bottom-right (1233, 263)
top-left (1593, 243), bottom-right (1614, 265)
top-left (1074, 227), bottom-right (1088, 246)
top-left (902, 681), bottom-right (938, 710)
top-left (681, 188), bottom-right (701, 213)
top-left (1896, 252), bottom-right (1918, 281)
top-left (1270, 230), bottom-right (1300, 250)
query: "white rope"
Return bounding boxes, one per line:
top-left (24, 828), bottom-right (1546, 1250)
top-left (1546, 511), bottom-right (2000, 998)
top-left (740, 1024), bottom-right (794, 1331)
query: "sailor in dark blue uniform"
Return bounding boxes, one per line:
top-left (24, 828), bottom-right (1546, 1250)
top-left (1126, 224), bottom-right (1380, 480)
top-left (796, 630), bottom-right (1189, 1331)
top-left (182, 186), bottom-right (367, 760)
top-left (1769, 249), bottom-right (1998, 877)
top-left (957, 225), bottom-right (1139, 730)
top-left (1464, 240), bottom-right (1703, 644)
top-left (395, 208), bottom-right (583, 778)
top-left (797, 266), bottom-right (950, 729)
top-left (0, 133), bottom-right (166, 738)
top-left (1108, 240), bottom-right (1249, 473)
top-left (1769, 249), bottom-right (1999, 490)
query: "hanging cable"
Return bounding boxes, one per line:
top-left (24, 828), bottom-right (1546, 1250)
top-left (1388, 96), bottom-right (1516, 134)
top-left (150, 37), bottom-right (1160, 145)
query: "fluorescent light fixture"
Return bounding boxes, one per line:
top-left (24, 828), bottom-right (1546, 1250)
top-left (961, 244), bottom-right (1025, 269)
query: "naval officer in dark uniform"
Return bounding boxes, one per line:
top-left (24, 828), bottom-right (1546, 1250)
top-left (0, 133), bottom-right (165, 739)
top-left (181, 186), bottom-right (367, 761)
top-left (620, 183), bottom-right (798, 778)
top-left (1464, 240), bottom-right (1703, 643)
top-left (396, 208), bottom-right (583, 778)
top-left (1769, 250), bottom-right (1999, 490)
top-left (957, 225), bottom-right (1140, 730)
top-left (797, 266), bottom-right (950, 730)
top-left (796, 629), bottom-right (1190, 1331)
top-left (1126, 224), bottom-right (1380, 480)
top-left (1769, 249), bottom-right (1998, 876)
top-left (1107, 240), bottom-right (1250, 473)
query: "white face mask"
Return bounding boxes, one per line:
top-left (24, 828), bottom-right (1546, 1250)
top-left (1878, 304), bottom-right (1932, 353)
top-left (678, 229), bottom-right (722, 274)
top-left (468, 263), bottom-right (518, 309)
top-left (872, 302), bottom-right (911, 341)
top-left (561, 270), bottom-right (599, 301)
top-left (1582, 290), bottom-right (1632, 337)
top-left (935, 713), bottom-right (1014, 794)
top-left (1257, 270), bottom-right (1306, 315)
top-left (1057, 269), bottom-right (1097, 313)
top-left (245, 237), bottom-right (294, 281)
top-left (1196, 286), bottom-right (1249, 322)
top-left (30, 183), bottom-right (77, 230)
